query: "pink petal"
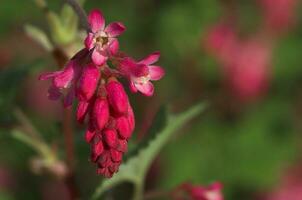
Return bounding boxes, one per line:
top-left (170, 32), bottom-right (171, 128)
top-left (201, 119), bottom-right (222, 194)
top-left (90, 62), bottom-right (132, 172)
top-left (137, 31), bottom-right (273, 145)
top-left (64, 87), bottom-right (75, 108)
top-left (119, 57), bottom-right (137, 77)
top-left (130, 63), bottom-right (149, 77)
top-left (84, 33), bottom-right (95, 50)
top-left (108, 39), bottom-right (119, 56)
top-left (105, 22), bottom-right (126, 37)
top-left (76, 101), bottom-right (90, 123)
top-left (129, 81), bottom-right (137, 93)
top-left (138, 51), bottom-right (160, 65)
top-left (92, 49), bottom-right (107, 66)
top-left (88, 9), bottom-right (105, 33)
top-left (38, 71), bottom-right (60, 80)
top-left (48, 86), bottom-right (62, 100)
top-left (53, 60), bottom-right (80, 88)
top-left (148, 65), bottom-right (165, 80)
top-left (134, 82), bottom-right (154, 96)
top-left (53, 68), bottom-right (73, 88)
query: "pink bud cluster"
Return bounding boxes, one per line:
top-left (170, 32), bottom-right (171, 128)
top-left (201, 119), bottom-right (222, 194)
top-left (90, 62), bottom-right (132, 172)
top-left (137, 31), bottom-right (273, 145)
top-left (39, 9), bottom-right (165, 177)
top-left (172, 182), bottom-right (224, 200)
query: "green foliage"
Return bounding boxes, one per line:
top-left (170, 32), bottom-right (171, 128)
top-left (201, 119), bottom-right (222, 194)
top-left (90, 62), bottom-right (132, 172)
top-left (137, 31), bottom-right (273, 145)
top-left (124, 106), bottom-right (167, 162)
top-left (161, 98), bottom-right (298, 198)
top-left (0, 61), bottom-right (43, 123)
top-left (24, 24), bottom-right (53, 51)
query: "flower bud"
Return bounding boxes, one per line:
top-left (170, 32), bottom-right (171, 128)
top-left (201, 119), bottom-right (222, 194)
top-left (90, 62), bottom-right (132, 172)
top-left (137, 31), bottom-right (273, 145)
top-left (93, 97), bottom-right (109, 130)
top-left (108, 163), bottom-right (120, 174)
top-left (103, 129), bottom-right (117, 148)
top-left (92, 141), bottom-right (104, 159)
top-left (97, 167), bottom-right (112, 178)
top-left (85, 126), bottom-right (96, 143)
top-left (76, 101), bottom-right (90, 123)
top-left (116, 116), bottom-right (131, 139)
top-left (110, 149), bottom-right (122, 162)
top-left (97, 151), bottom-right (111, 168)
top-left (77, 64), bottom-right (100, 101)
top-left (116, 139), bottom-right (128, 153)
top-left (106, 79), bottom-right (128, 115)
top-left (127, 103), bottom-right (135, 133)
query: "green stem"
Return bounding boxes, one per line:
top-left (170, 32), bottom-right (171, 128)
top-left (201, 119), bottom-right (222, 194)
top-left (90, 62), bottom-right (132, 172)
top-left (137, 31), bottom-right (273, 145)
top-left (133, 180), bottom-right (144, 200)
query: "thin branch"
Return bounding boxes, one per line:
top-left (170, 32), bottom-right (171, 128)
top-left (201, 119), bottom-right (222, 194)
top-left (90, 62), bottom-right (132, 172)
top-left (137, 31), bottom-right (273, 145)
top-left (63, 0), bottom-right (90, 32)
top-left (63, 108), bottom-right (75, 168)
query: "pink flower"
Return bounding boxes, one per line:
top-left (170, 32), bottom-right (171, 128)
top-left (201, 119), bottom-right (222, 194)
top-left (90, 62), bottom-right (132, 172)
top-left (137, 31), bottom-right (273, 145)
top-left (120, 52), bottom-right (165, 96)
top-left (39, 59), bottom-right (82, 108)
top-left (227, 38), bottom-right (271, 101)
top-left (204, 23), bottom-right (238, 66)
top-left (85, 9), bottom-right (125, 66)
top-left (190, 182), bottom-right (223, 200)
top-left (258, 0), bottom-right (297, 32)
top-left (174, 182), bottom-right (224, 200)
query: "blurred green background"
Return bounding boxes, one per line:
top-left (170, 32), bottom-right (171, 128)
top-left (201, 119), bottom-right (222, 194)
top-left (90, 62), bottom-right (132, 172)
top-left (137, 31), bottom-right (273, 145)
top-left (1, 0), bottom-right (302, 199)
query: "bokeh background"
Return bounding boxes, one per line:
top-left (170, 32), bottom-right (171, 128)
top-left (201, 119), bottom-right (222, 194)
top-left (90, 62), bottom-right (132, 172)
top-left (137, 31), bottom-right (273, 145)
top-left (1, 0), bottom-right (302, 199)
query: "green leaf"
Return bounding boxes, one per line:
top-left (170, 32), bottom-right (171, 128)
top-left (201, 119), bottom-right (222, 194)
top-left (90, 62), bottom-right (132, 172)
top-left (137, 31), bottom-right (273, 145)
top-left (92, 102), bottom-right (206, 200)
top-left (124, 106), bottom-right (167, 162)
top-left (24, 24), bottom-right (53, 51)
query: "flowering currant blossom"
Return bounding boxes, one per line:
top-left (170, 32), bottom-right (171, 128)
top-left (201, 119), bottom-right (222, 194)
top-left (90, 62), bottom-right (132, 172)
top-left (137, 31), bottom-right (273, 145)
top-left (119, 52), bottom-right (165, 96)
top-left (173, 182), bottom-right (224, 200)
top-left (85, 9), bottom-right (125, 66)
top-left (39, 9), bottom-right (164, 178)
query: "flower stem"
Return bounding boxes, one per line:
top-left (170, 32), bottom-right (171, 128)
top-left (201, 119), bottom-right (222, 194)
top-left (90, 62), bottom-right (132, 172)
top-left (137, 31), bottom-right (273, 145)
top-left (133, 181), bottom-right (144, 200)
top-left (53, 47), bottom-right (79, 200)
top-left (63, 0), bottom-right (90, 32)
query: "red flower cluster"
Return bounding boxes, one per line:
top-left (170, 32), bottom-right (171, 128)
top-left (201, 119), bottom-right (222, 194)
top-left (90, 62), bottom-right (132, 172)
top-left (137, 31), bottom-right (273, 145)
top-left (39, 9), bottom-right (164, 177)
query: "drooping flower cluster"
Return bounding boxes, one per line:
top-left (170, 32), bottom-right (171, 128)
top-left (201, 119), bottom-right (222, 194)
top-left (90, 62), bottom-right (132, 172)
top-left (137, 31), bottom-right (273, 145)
top-left (172, 182), bottom-right (224, 200)
top-left (39, 9), bottom-right (165, 177)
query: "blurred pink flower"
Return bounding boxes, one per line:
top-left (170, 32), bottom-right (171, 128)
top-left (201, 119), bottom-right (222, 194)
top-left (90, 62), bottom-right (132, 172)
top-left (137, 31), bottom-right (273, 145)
top-left (262, 164), bottom-right (302, 200)
top-left (258, 0), bottom-right (298, 33)
top-left (227, 38), bottom-right (272, 101)
top-left (173, 182), bottom-right (224, 200)
top-left (204, 23), bottom-right (238, 66)
top-left (204, 23), bottom-right (272, 102)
